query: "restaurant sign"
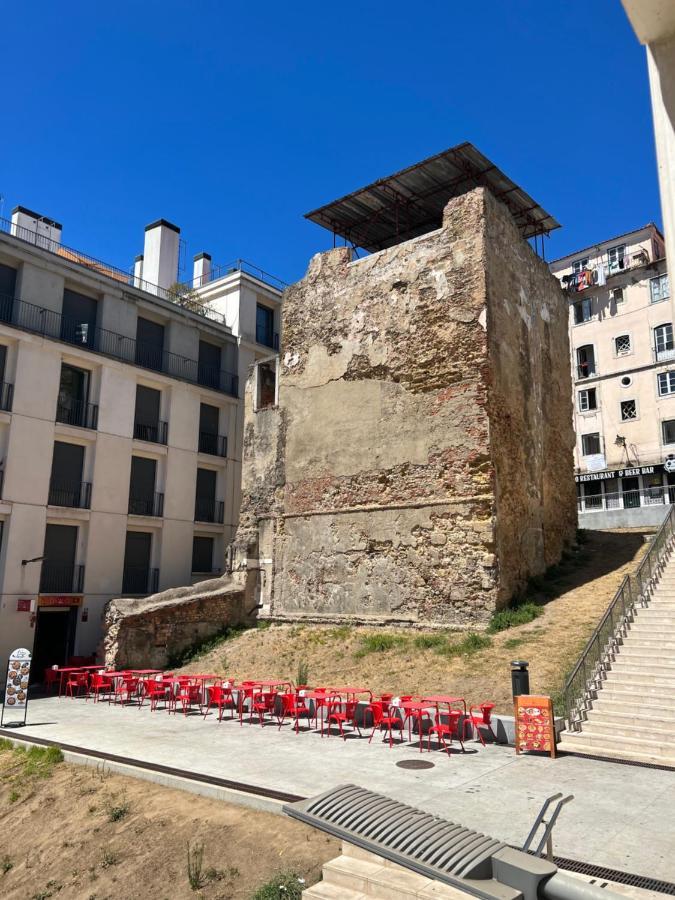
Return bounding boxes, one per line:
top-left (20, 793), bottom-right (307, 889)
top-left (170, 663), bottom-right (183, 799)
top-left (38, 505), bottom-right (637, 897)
top-left (514, 694), bottom-right (556, 758)
top-left (1, 647), bottom-right (31, 727)
top-left (38, 595), bottom-right (83, 608)
top-left (576, 464), bottom-right (662, 483)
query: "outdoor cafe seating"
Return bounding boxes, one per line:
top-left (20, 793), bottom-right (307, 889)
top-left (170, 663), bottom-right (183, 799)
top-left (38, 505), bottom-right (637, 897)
top-left (41, 662), bottom-right (502, 756)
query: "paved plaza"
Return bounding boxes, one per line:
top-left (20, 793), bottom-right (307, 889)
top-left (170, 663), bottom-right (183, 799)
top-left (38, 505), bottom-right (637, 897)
top-left (3, 696), bottom-right (674, 884)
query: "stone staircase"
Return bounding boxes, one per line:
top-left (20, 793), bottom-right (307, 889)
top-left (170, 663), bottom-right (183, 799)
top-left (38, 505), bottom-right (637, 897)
top-left (558, 558), bottom-right (675, 767)
top-left (303, 841), bottom-right (466, 899)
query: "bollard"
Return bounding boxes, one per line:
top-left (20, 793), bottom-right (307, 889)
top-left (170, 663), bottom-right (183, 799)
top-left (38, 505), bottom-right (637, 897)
top-left (510, 660), bottom-right (530, 699)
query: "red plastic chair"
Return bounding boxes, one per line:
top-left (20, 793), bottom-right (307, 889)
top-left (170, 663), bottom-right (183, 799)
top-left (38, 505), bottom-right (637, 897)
top-left (427, 709), bottom-right (465, 754)
top-left (204, 685), bottom-right (236, 722)
top-left (367, 702), bottom-right (404, 747)
top-left (140, 679), bottom-right (169, 711)
top-left (89, 673), bottom-right (112, 702)
top-left (277, 693), bottom-right (312, 733)
top-left (465, 702), bottom-right (498, 745)
top-left (65, 672), bottom-right (89, 699)
top-left (171, 682), bottom-right (202, 716)
top-left (251, 690), bottom-right (277, 726)
top-left (44, 668), bottom-right (60, 694)
top-left (113, 676), bottom-right (140, 706)
top-left (325, 697), bottom-right (358, 740)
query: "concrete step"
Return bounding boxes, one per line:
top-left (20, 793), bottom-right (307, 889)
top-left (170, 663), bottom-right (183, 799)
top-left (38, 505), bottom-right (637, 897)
top-left (593, 695), bottom-right (675, 715)
top-left (558, 729), bottom-right (675, 764)
top-left (609, 660), bottom-right (675, 677)
top-left (619, 648), bottom-right (675, 661)
top-left (303, 881), bottom-right (367, 900)
top-left (558, 734), bottom-right (675, 768)
top-left (573, 721), bottom-right (675, 749)
top-left (620, 639), bottom-right (675, 650)
top-left (600, 675), bottom-right (675, 694)
top-left (626, 625), bottom-right (675, 637)
top-left (322, 855), bottom-right (433, 898)
top-left (584, 713), bottom-right (675, 736)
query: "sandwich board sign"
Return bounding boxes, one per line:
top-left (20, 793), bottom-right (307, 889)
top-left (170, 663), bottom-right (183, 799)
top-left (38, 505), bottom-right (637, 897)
top-left (1, 648), bottom-right (31, 727)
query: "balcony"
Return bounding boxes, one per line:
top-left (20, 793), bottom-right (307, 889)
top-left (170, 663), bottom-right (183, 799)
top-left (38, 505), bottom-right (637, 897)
top-left (198, 431), bottom-right (227, 457)
top-left (0, 294), bottom-right (239, 398)
top-left (133, 420), bottom-right (168, 445)
top-left (122, 566), bottom-right (159, 595)
top-left (56, 399), bottom-right (99, 430)
top-left (48, 481), bottom-right (92, 509)
top-left (194, 498), bottom-right (224, 524)
top-left (0, 381), bottom-right (13, 412)
top-left (654, 346), bottom-right (675, 363)
top-left (128, 491), bottom-right (164, 518)
top-left (40, 563), bottom-right (85, 594)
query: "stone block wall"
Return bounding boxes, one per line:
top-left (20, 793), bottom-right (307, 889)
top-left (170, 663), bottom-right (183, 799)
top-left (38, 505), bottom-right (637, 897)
top-left (103, 576), bottom-right (253, 669)
top-left (234, 187), bottom-right (576, 626)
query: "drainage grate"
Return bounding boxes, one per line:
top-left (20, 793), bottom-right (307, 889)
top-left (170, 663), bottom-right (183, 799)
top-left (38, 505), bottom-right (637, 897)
top-left (561, 750), bottom-right (675, 773)
top-left (396, 759), bottom-right (435, 770)
top-left (551, 854), bottom-right (675, 896)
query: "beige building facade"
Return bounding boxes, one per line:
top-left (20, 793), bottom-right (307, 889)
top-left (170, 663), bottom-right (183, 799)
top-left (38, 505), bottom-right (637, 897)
top-left (550, 224), bottom-right (672, 525)
top-left (0, 208), bottom-right (281, 676)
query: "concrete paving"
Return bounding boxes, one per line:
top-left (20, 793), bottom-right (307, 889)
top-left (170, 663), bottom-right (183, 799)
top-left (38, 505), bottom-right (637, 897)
top-left (8, 696), bottom-right (675, 883)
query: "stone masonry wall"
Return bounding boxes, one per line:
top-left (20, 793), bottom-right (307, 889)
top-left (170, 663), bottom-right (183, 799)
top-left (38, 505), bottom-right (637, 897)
top-left (103, 576), bottom-right (253, 669)
top-left (235, 186), bottom-right (576, 626)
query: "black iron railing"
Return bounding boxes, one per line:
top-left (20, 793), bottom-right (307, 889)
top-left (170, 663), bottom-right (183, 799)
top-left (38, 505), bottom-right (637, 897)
top-left (562, 505), bottom-right (675, 730)
top-left (198, 431), bottom-right (227, 457)
top-left (194, 498), bottom-right (224, 524)
top-left (48, 481), bottom-right (92, 509)
top-left (40, 563), bottom-right (85, 594)
top-left (255, 326), bottom-right (280, 350)
top-left (0, 293), bottom-right (239, 397)
top-left (0, 381), bottom-right (13, 412)
top-left (56, 399), bottom-right (99, 430)
top-left (122, 566), bottom-right (159, 595)
top-left (133, 420), bottom-right (168, 445)
top-left (128, 491), bottom-right (164, 518)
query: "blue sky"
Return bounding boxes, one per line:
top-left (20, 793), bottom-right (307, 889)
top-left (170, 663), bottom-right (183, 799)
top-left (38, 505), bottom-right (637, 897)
top-left (3, 1), bottom-right (659, 284)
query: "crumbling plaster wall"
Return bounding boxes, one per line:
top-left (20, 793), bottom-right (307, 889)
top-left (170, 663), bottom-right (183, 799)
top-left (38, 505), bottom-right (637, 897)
top-left (235, 186), bottom-right (576, 626)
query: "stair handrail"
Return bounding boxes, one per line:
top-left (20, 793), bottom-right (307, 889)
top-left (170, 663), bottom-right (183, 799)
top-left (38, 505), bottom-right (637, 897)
top-left (561, 505), bottom-right (675, 731)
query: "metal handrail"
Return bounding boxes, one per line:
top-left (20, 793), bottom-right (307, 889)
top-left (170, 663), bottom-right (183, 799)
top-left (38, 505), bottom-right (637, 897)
top-left (562, 505), bottom-right (675, 730)
top-left (194, 258), bottom-right (288, 292)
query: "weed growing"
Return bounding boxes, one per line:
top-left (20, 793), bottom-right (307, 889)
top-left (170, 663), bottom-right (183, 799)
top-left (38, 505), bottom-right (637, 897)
top-left (253, 870), bottom-right (306, 899)
top-left (1, 854), bottom-right (13, 874)
top-left (168, 625), bottom-right (249, 667)
top-left (354, 633), bottom-right (408, 658)
top-left (413, 633), bottom-right (448, 651)
top-left (487, 601), bottom-right (542, 634)
top-left (187, 841), bottom-right (205, 891)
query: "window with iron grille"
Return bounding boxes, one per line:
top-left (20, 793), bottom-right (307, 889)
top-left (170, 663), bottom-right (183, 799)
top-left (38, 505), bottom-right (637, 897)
top-left (651, 273), bottom-right (670, 303)
top-left (658, 371), bottom-right (675, 396)
top-left (663, 419), bottom-right (675, 445)
top-left (614, 334), bottom-right (631, 355)
top-left (578, 388), bottom-right (597, 412)
top-left (581, 432), bottom-right (601, 456)
top-left (620, 399), bottom-right (637, 421)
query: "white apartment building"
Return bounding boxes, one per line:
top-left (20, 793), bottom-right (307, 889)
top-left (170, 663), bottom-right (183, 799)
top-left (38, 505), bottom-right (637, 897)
top-left (0, 206), bottom-right (282, 677)
top-left (550, 223), bottom-right (672, 526)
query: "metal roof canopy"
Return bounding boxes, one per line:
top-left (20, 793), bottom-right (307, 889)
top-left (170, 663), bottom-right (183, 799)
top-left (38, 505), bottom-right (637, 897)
top-left (305, 142), bottom-right (561, 253)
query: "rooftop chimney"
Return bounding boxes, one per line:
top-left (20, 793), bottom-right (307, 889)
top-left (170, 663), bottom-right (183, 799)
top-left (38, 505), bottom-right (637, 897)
top-left (133, 254), bottom-right (144, 289)
top-left (142, 219), bottom-right (180, 294)
top-left (11, 206), bottom-right (62, 250)
top-left (193, 252), bottom-right (211, 288)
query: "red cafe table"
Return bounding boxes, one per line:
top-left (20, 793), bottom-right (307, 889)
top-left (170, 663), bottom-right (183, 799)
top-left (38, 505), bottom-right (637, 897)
top-left (398, 700), bottom-right (434, 752)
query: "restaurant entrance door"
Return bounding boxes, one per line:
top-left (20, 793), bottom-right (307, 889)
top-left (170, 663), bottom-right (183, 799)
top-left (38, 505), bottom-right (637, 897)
top-left (31, 607), bottom-right (77, 683)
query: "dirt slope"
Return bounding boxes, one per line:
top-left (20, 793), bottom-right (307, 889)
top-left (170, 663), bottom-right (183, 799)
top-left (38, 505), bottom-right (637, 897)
top-left (180, 530), bottom-right (647, 711)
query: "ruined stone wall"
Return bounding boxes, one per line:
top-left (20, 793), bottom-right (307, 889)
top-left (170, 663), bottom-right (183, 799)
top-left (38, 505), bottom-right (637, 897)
top-left (234, 187), bottom-right (576, 626)
top-left (482, 191), bottom-right (577, 603)
top-left (103, 576), bottom-right (252, 669)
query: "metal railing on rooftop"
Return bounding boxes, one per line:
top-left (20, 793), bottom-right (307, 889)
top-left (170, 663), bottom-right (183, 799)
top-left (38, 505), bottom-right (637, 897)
top-left (193, 259), bottom-right (288, 292)
top-left (562, 504), bottom-right (675, 731)
top-left (0, 293), bottom-right (238, 398)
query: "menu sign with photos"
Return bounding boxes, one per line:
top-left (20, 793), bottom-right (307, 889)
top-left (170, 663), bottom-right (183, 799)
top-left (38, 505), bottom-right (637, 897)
top-left (1, 648), bottom-right (31, 726)
top-left (514, 694), bottom-right (556, 758)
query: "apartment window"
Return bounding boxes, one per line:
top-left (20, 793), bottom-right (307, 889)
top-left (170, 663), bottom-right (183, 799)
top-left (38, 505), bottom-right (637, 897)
top-left (61, 288), bottom-right (97, 348)
top-left (48, 441), bottom-right (90, 508)
top-left (576, 345), bottom-right (596, 379)
top-left (128, 456), bottom-right (162, 517)
top-left (194, 468), bottom-right (223, 523)
top-left (122, 531), bottom-right (157, 594)
top-left (614, 334), bottom-right (631, 356)
top-left (135, 317), bottom-right (165, 372)
top-left (133, 385), bottom-right (166, 444)
top-left (610, 287), bottom-right (624, 304)
top-left (572, 257), bottom-right (590, 275)
top-left (198, 403), bottom-right (226, 457)
top-left (650, 273), bottom-right (670, 304)
top-left (581, 433), bottom-right (601, 456)
top-left (56, 363), bottom-right (98, 429)
top-left (607, 244), bottom-right (626, 274)
top-left (578, 388), bottom-right (597, 412)
top-left (654, 323), bottom-right (674, 360)
top-left (0, 263), bottom-right (17, 322)
top-left (192, 536), bottom-right (214, 573)
top-left (40, 524), bottom-right (83, 593)
top-left (663, 420), bottom-right (675, 445)
top-left (658, 371), bottom-right (675, 396)
top-left (573, 298), bottom-right (593, 325)
top-left (620, 400), bottom-right (637, 421)
top-left (256, 303), bottom-right (277, 348)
